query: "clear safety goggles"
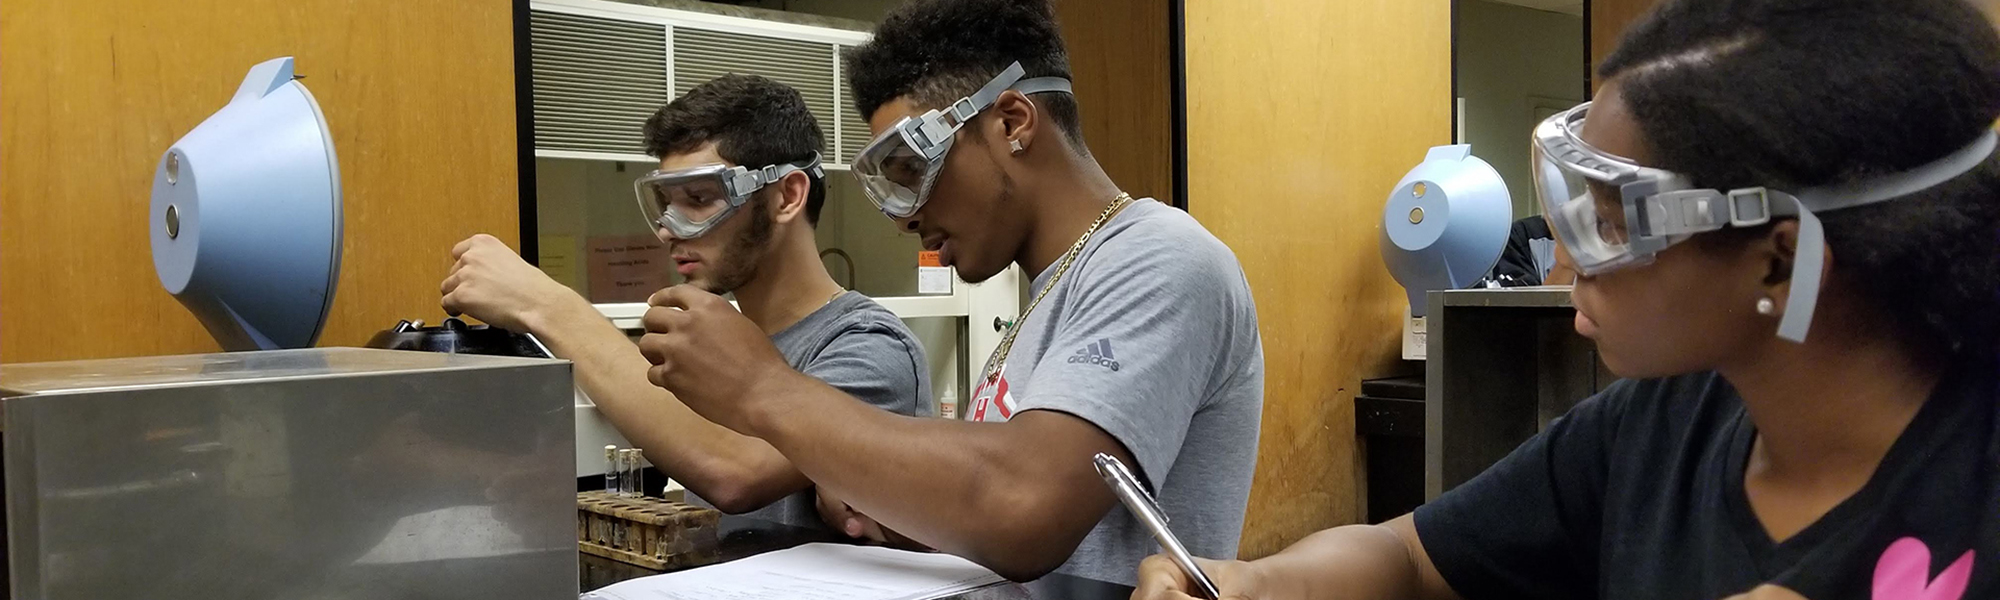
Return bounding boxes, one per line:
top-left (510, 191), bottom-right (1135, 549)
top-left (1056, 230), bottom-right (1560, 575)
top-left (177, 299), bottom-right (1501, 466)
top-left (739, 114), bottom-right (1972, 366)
top-left (851, 62), bottom-right (1074, 218)
top-left (634, 153), bottom-right (823, 240)
top-left (1531, 102), bottom-right (1996, 341)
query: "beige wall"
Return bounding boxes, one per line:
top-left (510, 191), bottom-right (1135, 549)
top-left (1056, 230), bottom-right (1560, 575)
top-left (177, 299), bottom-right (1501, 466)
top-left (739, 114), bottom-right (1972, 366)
top-left (1458, 0), bottom-right (1586, 217)
top-left (1186, 0), bottom-right (1450, 558)
top-left (0, 0), bottom-right (520, 362)
top-left (825, 175), bottom-right (923, 296)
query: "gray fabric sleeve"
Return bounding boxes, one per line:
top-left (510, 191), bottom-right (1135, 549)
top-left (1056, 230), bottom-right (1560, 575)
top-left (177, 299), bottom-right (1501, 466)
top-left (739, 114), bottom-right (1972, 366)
top-left (802, 321), bottom-right (933, 418)
top-left (1012, 238), bottom-right (1240, 491)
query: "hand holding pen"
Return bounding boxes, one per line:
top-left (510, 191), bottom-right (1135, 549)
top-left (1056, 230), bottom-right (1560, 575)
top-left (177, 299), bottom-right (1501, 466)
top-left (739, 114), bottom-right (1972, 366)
top-left (1098, 452), bottom-right (1262, 600)
top-left (1131, 554), bottom-right (1270, 600)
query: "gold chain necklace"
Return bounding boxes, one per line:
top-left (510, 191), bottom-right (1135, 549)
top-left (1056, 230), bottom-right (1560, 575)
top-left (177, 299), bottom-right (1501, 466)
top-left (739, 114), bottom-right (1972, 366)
top-left (979, 193), bottom-right (1136, 385)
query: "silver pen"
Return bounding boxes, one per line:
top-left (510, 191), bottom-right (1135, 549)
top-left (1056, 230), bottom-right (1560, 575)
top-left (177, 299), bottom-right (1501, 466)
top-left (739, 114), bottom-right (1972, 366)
top-left (1094, 453), bottom-right (1221, 600)
top-left (522, 332), bottom-right (555, 359)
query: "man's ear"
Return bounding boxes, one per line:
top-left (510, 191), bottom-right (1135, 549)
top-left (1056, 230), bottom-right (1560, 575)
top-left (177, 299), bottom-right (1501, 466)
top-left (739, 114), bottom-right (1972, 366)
top-left (770, 171), bottom-right (811, 225)
top-left (987, 89), bottom-right (1042, 157)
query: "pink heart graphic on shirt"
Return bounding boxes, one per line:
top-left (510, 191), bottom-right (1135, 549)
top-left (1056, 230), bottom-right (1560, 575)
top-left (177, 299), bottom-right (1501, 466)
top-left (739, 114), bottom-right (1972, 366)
top-left (1873, 537), bottom-right (1974, 600)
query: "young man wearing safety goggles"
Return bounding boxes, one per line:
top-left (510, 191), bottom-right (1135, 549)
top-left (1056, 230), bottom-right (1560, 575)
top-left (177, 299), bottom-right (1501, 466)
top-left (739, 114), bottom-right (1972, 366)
top-left (632, 0), bottom-right (1264, 584)
top-left (439, 74), bottom-right (932, 528)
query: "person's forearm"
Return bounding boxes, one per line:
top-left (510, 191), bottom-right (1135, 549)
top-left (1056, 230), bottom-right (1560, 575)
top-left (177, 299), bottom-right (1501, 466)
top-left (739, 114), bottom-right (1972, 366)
top-left (741, 374), bottom-right (1109, 580)
top-left (1248, 518), bottom-right (1456, 600)
top-left (533, 303), bottom-right (807, 511)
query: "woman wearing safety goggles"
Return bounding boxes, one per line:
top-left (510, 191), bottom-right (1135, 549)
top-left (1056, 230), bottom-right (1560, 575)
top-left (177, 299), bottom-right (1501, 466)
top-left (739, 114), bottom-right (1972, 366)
top-left (1134, 0), bottom-right (2000, 599)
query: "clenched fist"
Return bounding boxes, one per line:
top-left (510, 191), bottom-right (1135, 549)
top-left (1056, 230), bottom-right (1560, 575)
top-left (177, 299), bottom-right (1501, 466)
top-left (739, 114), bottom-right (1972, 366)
top-left (440, 234), bottom-right (584, 334)
top-left (636, 285), bottom-right (800, 433)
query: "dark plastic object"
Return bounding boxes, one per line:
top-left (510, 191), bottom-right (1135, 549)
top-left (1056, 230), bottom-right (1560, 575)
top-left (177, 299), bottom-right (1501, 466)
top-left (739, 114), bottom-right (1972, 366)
top-left (365, 318), bottom-right (551, 358)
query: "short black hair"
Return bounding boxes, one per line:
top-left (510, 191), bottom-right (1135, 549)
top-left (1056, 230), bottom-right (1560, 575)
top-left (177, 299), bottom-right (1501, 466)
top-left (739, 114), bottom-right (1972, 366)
top-left (643, 74), bottom-right (828, 225)
top-left (1602, 0), bottom-right (2000, 362)
top-left (845, 0), bottom-right (1087, 150)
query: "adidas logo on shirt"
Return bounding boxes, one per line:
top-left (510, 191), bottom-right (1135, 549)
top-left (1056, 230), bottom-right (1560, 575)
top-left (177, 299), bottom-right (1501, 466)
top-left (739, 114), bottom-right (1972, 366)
top-left (1067, 338), bottom-right (1122, 372)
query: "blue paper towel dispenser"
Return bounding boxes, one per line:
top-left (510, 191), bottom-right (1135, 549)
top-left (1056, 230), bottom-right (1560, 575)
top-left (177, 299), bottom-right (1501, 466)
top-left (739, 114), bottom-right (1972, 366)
top-left (150, 57), bottom-right (342, 351)
top-left (1380, 145), bottom-right (1512, 317)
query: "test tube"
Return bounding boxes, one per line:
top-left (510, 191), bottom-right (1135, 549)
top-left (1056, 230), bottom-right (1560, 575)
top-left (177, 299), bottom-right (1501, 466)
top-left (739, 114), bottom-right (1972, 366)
top-left (632, 451), bottom-right (646, 498)
top-left (604, 445), bottom-right (618, 494)
top-left (619, 449), bottom-right (640, 498)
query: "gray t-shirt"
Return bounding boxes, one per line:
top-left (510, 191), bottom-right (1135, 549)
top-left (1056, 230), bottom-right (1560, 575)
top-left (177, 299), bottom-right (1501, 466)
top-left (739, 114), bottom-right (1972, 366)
top-left (964, 199), bottom-right (1264, 584)
top-left (690, 291), bottom-right (933, 528)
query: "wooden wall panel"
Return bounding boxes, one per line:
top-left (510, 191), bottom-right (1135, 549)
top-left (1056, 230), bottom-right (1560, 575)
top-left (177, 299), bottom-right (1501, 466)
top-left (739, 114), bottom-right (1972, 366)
top-left (1, 0), bottom-right (520, 362)
top-left (1589, 0), bottom-right (1661, 88)
top-left (1187, 0), bottom-right (1449, 558)
top-left (1054, 0), bottom-right (1174, 206)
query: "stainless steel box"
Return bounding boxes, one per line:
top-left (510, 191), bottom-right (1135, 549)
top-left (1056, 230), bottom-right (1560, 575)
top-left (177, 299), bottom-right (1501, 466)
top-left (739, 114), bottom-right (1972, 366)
top-left (0, 348), bottom-right (577, 599)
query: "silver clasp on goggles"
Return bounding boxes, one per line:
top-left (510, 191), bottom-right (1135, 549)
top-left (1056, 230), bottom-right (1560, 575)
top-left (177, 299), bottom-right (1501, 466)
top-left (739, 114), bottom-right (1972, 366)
top-left (851, 61), bottom-right (1074, 219)
top-left (1531, 101), bottom-right (1997, 342)
top-left (633, 152), bottom-right (824, 241)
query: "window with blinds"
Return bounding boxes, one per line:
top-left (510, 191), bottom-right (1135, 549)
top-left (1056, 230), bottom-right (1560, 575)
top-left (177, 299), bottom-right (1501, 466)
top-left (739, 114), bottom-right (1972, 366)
top-left (528, 6), bottom-right (870, 166)
top-left (529, 10), bottom-right (668, 155)
top-left (835, 45), bottom-right (873, 162)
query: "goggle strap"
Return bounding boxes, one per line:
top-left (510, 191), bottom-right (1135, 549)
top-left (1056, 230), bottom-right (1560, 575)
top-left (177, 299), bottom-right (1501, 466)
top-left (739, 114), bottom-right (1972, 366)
top-left (1640, 187), bottom-right (1821, 341)
top-left (957, 62), bottom-right (1028, 122)
top-left (942, 67), bottom-right (1073, 126)
top-left (1012, 77), bottom-right (1074, 96)
top-left (922, 62), bottom-right (1077, 145)
top-left (1630, 123), bottom-right (1992, 235)
top-left (735, 152), bottom-right (825, 195)
top-left (1801, 130), bottom-right (1996, 213)
top-left (1644, 190), bottom-right (1730, 236)
top-left (1776, 196), bottom-right (1826, 343)
top-left (1733, 130), bottom-right (1990, 343)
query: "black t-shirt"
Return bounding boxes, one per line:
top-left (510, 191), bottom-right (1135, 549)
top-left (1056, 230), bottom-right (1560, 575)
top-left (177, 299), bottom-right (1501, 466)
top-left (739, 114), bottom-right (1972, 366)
top-left (1414, 365), bottom-right (1999, 600)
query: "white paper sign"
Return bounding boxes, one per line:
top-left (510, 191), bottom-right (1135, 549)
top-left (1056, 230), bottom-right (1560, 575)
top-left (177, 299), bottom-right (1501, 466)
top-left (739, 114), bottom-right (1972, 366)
top-left (918, 266), bottom-right (953, 295)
